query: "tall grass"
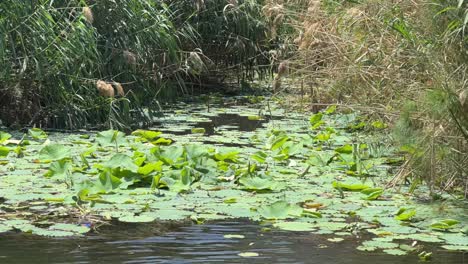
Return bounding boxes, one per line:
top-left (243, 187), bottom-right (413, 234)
top-left (166, 0), bottom-right (273, 88)
top-left (0, 0), bottom-right (272, 129)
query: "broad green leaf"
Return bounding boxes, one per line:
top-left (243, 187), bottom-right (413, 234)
top-left (361, 188), bottom-right (384, 200)
top-left (247, 115), bottom-right (261, 120)
top-left (239, 177), bottom-right (281, 192)
top-left (0, 131), bottom-right (12, 144)
top-left (119, 214), bottom-right (156, 223)
top-left (152, 137), bottom-right (172, 145)
top-left (28, 128), bottom-right (47, 140)
top-left (131, 130), bottom-right (162, 141)
top-left (138, 161), bottom-right (163, 176)
top-left (371, 121), bottom-right (387, 129)
top-left (214, 150), bottom-right (239, 162)
top-left (45, 160), bottom-right (72, 178)
top-left (315, 132), bottom-right (331, 142)
top-left (430, 219), bottom-right (460, 230)
top-left (335, 145), bottom-right (353, 154)
top-left (185, 145), bottom-right (208, 160)
top-left (251, 151), bottom-right (268, 163)
top-left (395, 208), bottom-right (416, 221)
top-left (160, 146), bottom-right (184, 165)
top-left (159, 175), bottom-right (191, 193)
top-left (96, 130), bottom-right (127, 147)
top-left (77, 188), bottom-right (102, 202)
top-left (32, 228), bottom-right (75, 237)
top-left (258, 201), bottom-right (303, 220)
top-left (103, 154), bottom-right (139, 172)
top-left (0, 146), bottom-right (11, 157)
top-left (324, 105), bottom-right (337, 115)
top-left (310, 112), bottom-right (323, 129)
top-left (332, 181), bottom-right (370, 191)
top-left (96, 170), bottom-right (122, 193)
top-left (191, 127), bottom-right (206, 134)
top-left (268, 135), bottom-right (289, 151)
top-left (224, 198), bottom-right (237, 204)
top-left (39, 144), bottom-right (71, 160)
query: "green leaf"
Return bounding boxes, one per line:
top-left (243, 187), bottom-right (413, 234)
top-left (324, 105), bottom-right (337, 115)
top-left (159, 146), bottom-right (184, 165)
top-left (96, 170), bottom-right (122, 193)
top-left (131, 130), bottom-right (162, 141)
top-left (77, 188), bottom-right (102, 202)
top-left (310, 112), bottom-right (323, 129)
top-left (138, 161), bottom-right (163, 176)
top-left (45, 160), bottom-right (72, 179)
top-left (258, 201), bottom-right (303, 220)
top-left (103, 154), bottom-right (139, 172)
top-left (251, 151), bottom-right (268, 163)
top-left (247, 115), bottom-right (261, 120)
top-left (394, 208), bottom-right (416, 221)
top-left (335, 145), bottom-right (353, 154)
top-left (430, 219), bottom-right (460, 230)
top-left (332, 181), bottom-right (370, 191)
top-left (0, 131), bottom-right (12, 144)
top-left (119, 214), bottom-right (156, 223)
top-left (159, 174), bottom-right (191, 193)
top-left (28, 128), bottom-right (47, 140)
top-left (152, 137), bottom-right (172, 145)
top-left (96, 130), bottom-right (127, 147)
top-left (0, 146), bottom-right (11, 157)
top-left (39, 144), bottom-right (71, 161)
top-left (239, 177), bottom-right (282, 192)
top-left (371, 121), bottom-right (387, 129)
top-left (224, 198), bottom-right (237, 204)
top-left (191, 127), bottom-right (206, 134)
top-left (268, 135), bottom-right (289, 151)
top-left (214, 150), bottom-right (239, 162)
top-left (315, 132), bottom-right (331, 142)
top-left (361, 188), bottom-right (384, 200)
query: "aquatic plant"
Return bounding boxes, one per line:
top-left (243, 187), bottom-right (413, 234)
top-left (0, 103), bottom-right (466, 255)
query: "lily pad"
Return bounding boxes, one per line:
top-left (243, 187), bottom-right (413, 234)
top-left (258, 201), bottom-right (302, 220)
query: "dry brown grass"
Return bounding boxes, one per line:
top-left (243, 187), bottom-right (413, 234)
top-left (113, 82), bottom-right (125, 97)
top-left (96, 80), bottom-right (114, 97)
top-left (263, 0), bottom-right (468, 194)
top-left (83, 6), bottom-right (94, 24)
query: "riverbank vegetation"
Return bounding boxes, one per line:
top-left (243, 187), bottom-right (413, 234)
top-left (263, 0), bottom-right (468, 196)
top-left (0, 0), bottom-right (467, 256)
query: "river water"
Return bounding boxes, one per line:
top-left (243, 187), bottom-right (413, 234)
top-left (0, 220), bottom-right (465, 264)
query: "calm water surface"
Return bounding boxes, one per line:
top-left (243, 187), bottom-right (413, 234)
top-left (0, 221), bottom-right (465, 264)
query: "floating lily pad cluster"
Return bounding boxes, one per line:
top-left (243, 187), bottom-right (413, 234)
top-left (0, 100), bottom-right (466, 255)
